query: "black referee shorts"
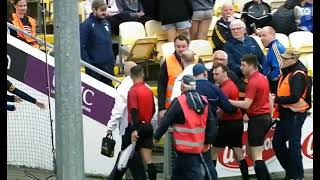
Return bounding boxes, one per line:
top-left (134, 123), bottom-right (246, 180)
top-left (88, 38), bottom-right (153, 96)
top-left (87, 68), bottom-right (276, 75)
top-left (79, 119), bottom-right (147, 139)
top-left (248, 113), bottom-right (272, 146)
top-left (121, 123), bottom-right (154, 150)
top-left (213, 120), bottom-right (244, 148)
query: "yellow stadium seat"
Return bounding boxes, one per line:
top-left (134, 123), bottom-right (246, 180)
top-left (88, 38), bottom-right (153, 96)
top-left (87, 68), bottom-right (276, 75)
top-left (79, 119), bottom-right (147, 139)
top-left (160, 42), bottom-right (175, 64)
top-left (207, 16), bottom-right (220, 38)
top-left (299, 53), bottom-right (313, 77)
top-left (276, 33), bottom-right (290, 48)
top-left (289, 31), bottom-right (313, 53)
top-left (189, 40), bottom-right (213, 62)
top-left (145, 20), bottom-right (169, 62)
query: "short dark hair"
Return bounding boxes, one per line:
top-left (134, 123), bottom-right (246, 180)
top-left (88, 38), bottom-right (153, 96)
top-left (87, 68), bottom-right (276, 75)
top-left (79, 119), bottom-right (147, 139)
top-left (213, 63), bottom-right (229, 72)
top-left (174, 35), bottom-right (190, 44)
top-left (13, 0), bottom-right (23, 5)
top-left (130, 65), bottom-right (144, 79)
top-left (92, 0), bottom-right (107, 10)
top-left (240, 54), bottom-right (258, 68)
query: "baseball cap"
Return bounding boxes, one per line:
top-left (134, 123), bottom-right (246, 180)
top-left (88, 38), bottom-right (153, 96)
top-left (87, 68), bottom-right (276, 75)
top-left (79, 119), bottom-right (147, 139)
top-left (180, 75), bottom-right (196, 86)
top-left (193, 63), bottom-right (208, 76)
top-left (280, 48), bottom-right (301, 59)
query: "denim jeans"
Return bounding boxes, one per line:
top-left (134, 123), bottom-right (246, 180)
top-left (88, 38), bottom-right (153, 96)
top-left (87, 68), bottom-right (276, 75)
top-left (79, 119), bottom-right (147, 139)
top-left (171, 150), bottom-right (218, 180)
top-left (272, 112), bottom-right (307, 179)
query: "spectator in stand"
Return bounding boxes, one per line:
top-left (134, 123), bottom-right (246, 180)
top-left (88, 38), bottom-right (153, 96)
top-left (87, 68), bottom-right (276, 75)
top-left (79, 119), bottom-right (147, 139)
top-left (159, 0), bottom-right (193, 41)
top-left (116, 0), bottom-right (153, 24)
top-left (229, 54), bottom-right (272, 180)
top-left (190, 0), bottom-right (215, 40)
top-left (80, 0), bottom-right (115, 87)
top-left (211, 3), bottom-right (236, 51)
top-left (295, 0), bottom-right (313, 32)
top-left (260, 26), bottom-right (286, 94)
top-left (157, 35), bottom-right (189, 121)
top-left (241, 0), bottom-right (272, 35)
top-left (7, 80), bottom-right (46, 110)
top-left (171, 49), bottom-right (196, 100)
top-left (271, 0), bottom-right (300, 35)
top-left (10, 0), bottom-right (40, 48)
top-left (211, 64), bottom-right (249, 180)
top-left (207, 50), bottom-right (246, 95)
top-left (224, 19), bottom-right (266, 80)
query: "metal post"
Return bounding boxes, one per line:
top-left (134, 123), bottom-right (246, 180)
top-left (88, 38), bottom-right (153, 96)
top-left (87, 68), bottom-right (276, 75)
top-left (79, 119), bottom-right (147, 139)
top-left (53, 0), bottom-right (85, 179)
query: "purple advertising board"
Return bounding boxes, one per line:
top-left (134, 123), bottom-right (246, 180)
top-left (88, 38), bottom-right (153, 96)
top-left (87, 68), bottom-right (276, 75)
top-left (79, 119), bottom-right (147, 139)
top-left (10, 48), bottom-right (114, 125)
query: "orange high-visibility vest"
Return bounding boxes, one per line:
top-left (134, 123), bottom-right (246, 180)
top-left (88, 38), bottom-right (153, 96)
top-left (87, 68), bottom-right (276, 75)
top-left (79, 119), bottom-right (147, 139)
top-left (277, 70), bottom-right (309, 113)
top-left (165, 54), bottom-right (183, 108)
top-left (173, 94), bottom-right (208, 154)
top-left (12, 13), bottom-right (40, 48)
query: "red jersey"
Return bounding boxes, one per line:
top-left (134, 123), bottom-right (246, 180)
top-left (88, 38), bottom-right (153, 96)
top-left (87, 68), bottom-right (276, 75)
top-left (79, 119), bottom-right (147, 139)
top-left (220, 79), bottom-right (242, 120)
top-left (127, 82), bottom-right (155, 124)
top-left (245, 71), bottom-right (270, 116)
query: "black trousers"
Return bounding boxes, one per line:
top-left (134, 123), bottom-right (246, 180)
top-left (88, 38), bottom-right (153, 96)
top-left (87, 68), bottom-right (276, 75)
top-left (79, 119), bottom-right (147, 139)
top-left (108, 125), bottom-right (147, 180)
top-left (85, 64), bottom-right (114, 87)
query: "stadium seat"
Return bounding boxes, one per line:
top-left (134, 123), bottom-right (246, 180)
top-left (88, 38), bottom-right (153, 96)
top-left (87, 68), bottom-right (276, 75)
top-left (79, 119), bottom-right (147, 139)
top-left (189, 40), bottom-right (213, 62)
top-left (250, 35), bottom-right (265, 50)
top-left (207, 16), bottom-right (220, 39)
top-left (299, 53), bottom-right (313, 77)
top-left (160, 42), bottom-right (175, 64)
top-left (275, 33), bottom-right (290, 48)
top-left (145, 20), bottom-right (168, 62)
top-left (79, 1), bottom-right (86, 23)
top-left (119, 21), bottom-right (158, 78)
top-left (289, 31), bottom-right (313, 53)
top-left (145, 20), bottom-right (167, 40)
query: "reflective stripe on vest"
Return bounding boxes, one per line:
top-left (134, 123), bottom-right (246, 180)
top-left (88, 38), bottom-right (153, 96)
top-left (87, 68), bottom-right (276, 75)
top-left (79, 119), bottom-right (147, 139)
top-left (173, 94), bottom-right (208, 154)
top-left (165, 54), bottom-right (183, 108)
top-left (12, 13), bottom-right (40, 48)
top-left (277, 70), bottom-right (309, 112)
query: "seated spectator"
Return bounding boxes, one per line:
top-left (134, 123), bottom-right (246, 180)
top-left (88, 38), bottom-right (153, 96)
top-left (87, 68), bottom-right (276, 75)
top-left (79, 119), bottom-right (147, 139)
top-left (211, 3), bottom-right (236, 51)
top-left (241, 0), bottom-right (272, 35)
top-left (11, 0), bottom-right (40, 48)
top-left (295, 0), bottom-right (313, 32)
top-left (159, 0), bottom-right (193, 41)
top-left (224, 19), bottom-right (266, 80)
top-left (190, 0), bottom-right (214, 40)
top-left (271, 0), bottom-right (300, 35)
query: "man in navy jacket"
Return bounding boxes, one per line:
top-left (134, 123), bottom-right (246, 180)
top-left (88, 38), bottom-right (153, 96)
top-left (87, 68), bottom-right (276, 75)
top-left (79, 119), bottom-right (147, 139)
top-left (80, 0), bottom-right (115, 87)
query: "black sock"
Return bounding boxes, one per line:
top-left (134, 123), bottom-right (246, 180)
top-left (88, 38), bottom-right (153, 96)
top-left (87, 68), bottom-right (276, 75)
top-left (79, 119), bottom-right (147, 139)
top-left (212, 160), bottom-right (217, 167)
top-left (239, 159), bottom-right (249, 180)
top-left (147, 163), bottom-right (157, 180)
top-left (254, 160), bottom-right (271, 180)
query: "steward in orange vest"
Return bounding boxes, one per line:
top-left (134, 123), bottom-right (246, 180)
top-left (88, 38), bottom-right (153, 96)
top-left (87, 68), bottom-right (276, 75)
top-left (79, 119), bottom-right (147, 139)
top-left (154, 75), bottom-right (217, 180)
top-left (11, 13), bottom-right (40, 48)
top-left (272, 48), bottom-right (310, 180)
top-left (157, 35), bottom-right (188, 121)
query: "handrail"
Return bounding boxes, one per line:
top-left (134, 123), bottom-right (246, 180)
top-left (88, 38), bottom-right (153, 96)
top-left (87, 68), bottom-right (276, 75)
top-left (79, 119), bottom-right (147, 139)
top-left (7, 22), bottom-right (121, 84)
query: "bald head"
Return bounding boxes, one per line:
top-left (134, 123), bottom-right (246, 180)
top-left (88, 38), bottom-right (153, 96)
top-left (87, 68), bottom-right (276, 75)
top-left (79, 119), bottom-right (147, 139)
top-left (260, 26), bottom-right (276, 47)
top-left (124, 61), bottom-right (137, 76)
top-left (181, 49), bottom-right (195, 67)
top-left (221, 3), bottom-right (235, 20)
top-left (213, 50), bottom-right (228, 66)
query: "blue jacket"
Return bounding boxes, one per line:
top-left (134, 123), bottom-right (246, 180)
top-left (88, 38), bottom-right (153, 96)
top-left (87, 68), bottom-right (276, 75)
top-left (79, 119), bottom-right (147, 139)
top-left (263, 39), bottom-right (286, 80)
top-left (195, 79), bottom-right (237, 116)
top-left (80, 13), bottom-right (115, 66)
top-left (224, 35), bottom-right (266, 79)
top-left (299, 3), bottom-right (313, 32)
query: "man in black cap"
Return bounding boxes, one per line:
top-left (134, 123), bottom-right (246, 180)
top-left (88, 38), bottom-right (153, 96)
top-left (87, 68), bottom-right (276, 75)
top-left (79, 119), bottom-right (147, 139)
top-left (154, 75), bottom-right (217, 180)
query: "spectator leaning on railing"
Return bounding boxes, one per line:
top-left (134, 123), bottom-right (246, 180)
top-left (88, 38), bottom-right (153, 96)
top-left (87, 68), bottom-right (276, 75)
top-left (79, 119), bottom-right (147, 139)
top-left (10, 0), bottom-right (40, 48)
